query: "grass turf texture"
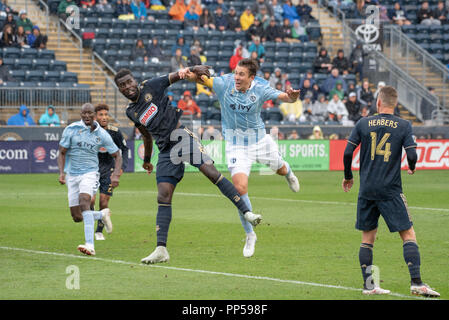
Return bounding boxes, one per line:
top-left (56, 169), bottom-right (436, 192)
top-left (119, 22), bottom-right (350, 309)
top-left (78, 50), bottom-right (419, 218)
top-left (0, 171), bottom-right (447, 300)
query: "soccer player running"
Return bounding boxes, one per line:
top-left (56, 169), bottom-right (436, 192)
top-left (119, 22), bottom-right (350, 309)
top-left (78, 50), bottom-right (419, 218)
top-left (342, 86), bottom-right (440, 297)
top-left (58, 103), bottom-right (123, 256)
top-left (91, 104), bottom-right (129, 241)
top-left (114, 65), bottom-right (261, 264)
top-left (186, 59), bottom-right (300, 258)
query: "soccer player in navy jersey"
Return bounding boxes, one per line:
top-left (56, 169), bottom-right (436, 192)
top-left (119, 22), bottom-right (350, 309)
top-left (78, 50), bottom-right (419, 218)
top-left (342, 86), bottom-right (440, 297)
top-left (114, 65), bottom-right (261, 264)
top-left (91, 104), bottom-right (129, 241)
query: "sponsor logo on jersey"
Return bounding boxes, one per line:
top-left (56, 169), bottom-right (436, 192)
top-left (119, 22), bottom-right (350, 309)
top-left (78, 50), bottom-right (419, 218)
top-left (139, 103), bottom-right (158, 126)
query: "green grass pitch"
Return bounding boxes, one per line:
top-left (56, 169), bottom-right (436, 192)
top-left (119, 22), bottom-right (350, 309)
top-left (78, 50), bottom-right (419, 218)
top-left (0, 170), bottom-right (447, 300)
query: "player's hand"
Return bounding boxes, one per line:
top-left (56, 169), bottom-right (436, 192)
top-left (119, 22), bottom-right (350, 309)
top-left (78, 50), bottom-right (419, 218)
top-left (58, 173), bottom-right (66, 185)
top-left (111, 173), bottom-right (120, 188)
top-left (191, 65), bottom-right (211, 79)
top-left (407, 169), bottom-right (415, 175)
top-left (143, 162), bottom-right (153, 175)
top-left (342, 178), bottom-right (354, 192)
top-left (286, 87), bottom-right (300, 102)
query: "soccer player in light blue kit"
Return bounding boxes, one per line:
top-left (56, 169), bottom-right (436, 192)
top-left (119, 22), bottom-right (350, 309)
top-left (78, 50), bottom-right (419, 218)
top-left (57, 103), bottom-right (123, 256)
top-left (186, 59), bottom-right (300, 257)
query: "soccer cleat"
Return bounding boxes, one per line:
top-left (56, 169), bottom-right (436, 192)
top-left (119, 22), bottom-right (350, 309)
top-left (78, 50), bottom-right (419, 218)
top-left (243, 211), bottom-right (262, 227)
top-left (362, 287), bottom-right (391, 295)
top-left (101, 208), bottom-right (113, 234)
top-left (243, 232), bottom-right (257, 258)
top-left (77, 243), bottom-right (95, 256)
top-left (411, 283), bottom-right (440, 297)
top-left (141, 246), bottom-right (170, 264)
top-left (286, 173), bottom-right (300, 192)
top-left (95, 232), bottom-right (105, 241)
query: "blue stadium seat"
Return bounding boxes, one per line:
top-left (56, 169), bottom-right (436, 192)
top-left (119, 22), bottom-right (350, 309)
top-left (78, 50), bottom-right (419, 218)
top-left (14, 58), bottom-right (32, 71)
top-left (275, 42), bottom-right (290, 53)
top-left (37, 49), bottom-right (55, 60)
top-left (3, 47), bottom-right (20, 58)
top-left (20, 48), bottom-right (38, 59)
top-left (114, 60), bottom-right (130, 71)
top-left (207, 108), bottom-right (221, 121)
top-left (60, 71), bottom-right (78, 83)
top-left (266, 108), bottom-right (283, 122)
top-left (117, 49), bottom-right (131, 59)
top-left (136, 29), bottom-right (151, 40)
top-left (120, 38), bottom-right (135, 50)
top-left (129, 60), bottom-right (144, 72)
top-left (204, 50), bottom-right (218, 63)
top-left (10, 70), bottom-right (25, 81)
top-left (97, 17), bottom-right (113, 29)
top-left (274, 51), bottom-right (289, 63)
top-left (204, 40), bottom-right (220, 52)
top-left (217, 50), bottom-right (233, 60)
top-left (191, 29), bottom-right (208, 42)
top-left (101, 49), bottom-right (117, 66)
top-left (106, 39), bottom-right (120, 50)
top-left (25, 70), bottom-right (44, 82)
top-left (92, 38), bottom-right (106, 52)
top-left (71, 83), bottom-right (91, 103)
top-left (112, 18), bottom-right (126, 30)
top-left (219, 40), bottom-right (235, 52)
top-left (44, 71), bottom-right (61, 82)
top-left (179, 29), bottom-right (194, 42)
top-left (288, 51), bottom-right (302, 63)
top-left (260, 61), bottom-right (274, 73)
top-left (49, 60), bottom-right (67, 72)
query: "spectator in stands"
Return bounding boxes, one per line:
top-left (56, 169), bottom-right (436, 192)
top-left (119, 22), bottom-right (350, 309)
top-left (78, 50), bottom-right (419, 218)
top-left (269, 67), bottom-right (283, 88)
top-left (184, 4), bottom-right (200, 31)
top-left (58, 0), bottom-right (77, 21)
top-left (388, 2), bottom-right (411, 26)
top-left (147, 37), bottom-right (163, 62)
top-left (187, 0), bottom-right (202, 16)
top-left (214, 6), bottom-right (228, 31)
top-left (196, 81), bottom-right (213, 97)
top-left (346, 81), bottom-right (357, 98)
top-left (193, 39), bottom-right (208, 63)
top-left (81, 0), bottom-right (95, 9)
top-left (308, 125), bottom-right (324, 140)
top-left (357, 80), bottom-right (374, 108)
top-left (188, 46), bottom-right (202, 66)
top-left (345, 92), bottom-right (361, 124)
top-left (248, 36), bottom-right (265, 62)
top-left (208, 0), bottom-right (227, 14)
top-left (2, 13), bottom-right (16, 33)
top-left (314, 47), bottom-right (333, 74)
top-left (270, 125), bottom-right (285, 140)
top-left (39, 105), bottom-right (61, 127)
top-left (240, 6), bottom-right (255, 31)
top-left (322, 68), bottom-right (347, 96)
top-left (0, 57), bottom-right (14, 84)
top-left (264, 17), bottom-right (283, 42)
top-left (246, 17), bottom-right (264, 41)
top-left (418, 1), bottom-right (441, 26)
top-left (250, 50), bottom-right (263, 67)
top-left (327, 93), bottom-right (348, 124)
top-left (296, 0), bottom-right (312, 24)
top-left (283, 0), bottom-right (300, 24)
top-left (287, 129), bottom-right (299, 140)
top-left (0, 24), bottom-right (16, 47)
top-left (229, 45), bottom-right (244, 71)
top-left (262, 70), bottom-right (271, 82)
top-left (252, 0), bottom-right (274, 17)
top-left (328, 80), bottom-right (345, 101)
top-left (171, 35), bottom-right (190, 57)
top-left (168, 0), bottom-right (187, 22)
top-left (360, 105), bottom-right (371, 118)
top-left (170, 47), bottom-right (188, 71)
top-left (279, 86), bottom-right (303, 122)
top-left (300, 69), bottom-right (316, 88)
top-left (332, 49), bottom-right (350, 75)
top-left (96, 0), bottom-right (113, 12)
top-left (349, 41), bottom-right (365, 81)
top-left (290, 19), bottom-right (308, 43)
top-left (27, 26), bottom-right (48, 49)
top-left (200, 8), bottom-right (216, 30)
top-left (131, 0), bottom-right (147, 20)
top-left (281, 18), bottom-right (295, 43)
top-left (115, 0), bottom-right (133, 18)
top-left (433, 1), bottom-right (448, 25)
top-left (299, 91), bottom-right (314, 122)
top-left (131, 39), bottom-right (149, 62)
top-left (7, 105), bottom-right (36, 126)
top-left (0, 1), bottom-right (16, 16)
top-left (255, 5), bottom-right (271, 29)
top-left (177, 90), bottom-right (201, 118)
top-left (17, 9), bottom-right (33, 34)
top-left (299, 78), bottom-right (314, 100)
top-left (271, 0), bottom-right (284, 23)
top-left (226, 7), bottom-right (242, 32)
top-left (167, 91), bottom-right (177, 108)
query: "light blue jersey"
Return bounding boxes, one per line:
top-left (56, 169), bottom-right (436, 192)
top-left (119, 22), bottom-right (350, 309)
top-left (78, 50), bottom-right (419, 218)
top-left (213, 73), bottom-right (282, 145)
top-left (59, 120), bottom-right (119, 176)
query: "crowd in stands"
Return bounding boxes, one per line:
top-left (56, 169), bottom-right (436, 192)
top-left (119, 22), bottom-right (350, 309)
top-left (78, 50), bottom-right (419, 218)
top-left (6, 104), bottom-right (61, 126)
top-left (0, 9), bottom-right (48, 49)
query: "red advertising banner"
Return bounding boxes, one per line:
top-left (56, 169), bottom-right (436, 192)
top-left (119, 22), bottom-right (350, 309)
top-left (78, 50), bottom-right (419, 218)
top-left (329, 140), bottom-right (449, 171)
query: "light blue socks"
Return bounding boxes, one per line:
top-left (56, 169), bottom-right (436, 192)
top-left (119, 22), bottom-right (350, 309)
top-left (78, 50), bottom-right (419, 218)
top-left (238, 194), bottom-right (254, 234)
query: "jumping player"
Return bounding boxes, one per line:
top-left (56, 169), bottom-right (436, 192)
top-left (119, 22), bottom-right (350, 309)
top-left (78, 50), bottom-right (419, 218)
top-left (92, 104), bottom-right (129, 241)
top-left (342, 86), bottom-right (440, 297)
top-left (114, 65), bottom-right (261, 264)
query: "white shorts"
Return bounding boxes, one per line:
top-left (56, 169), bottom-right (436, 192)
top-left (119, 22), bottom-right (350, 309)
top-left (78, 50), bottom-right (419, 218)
top-left (66, 171), bottom-right (99, 207)
top-left (226, 134), bottom-right (284, 177)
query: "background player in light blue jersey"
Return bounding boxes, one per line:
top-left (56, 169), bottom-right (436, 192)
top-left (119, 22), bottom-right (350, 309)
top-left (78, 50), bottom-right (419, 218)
top-left (186, 59), bottom-right (300, 258)
top-left (58, 103), bottom-right (123, 256)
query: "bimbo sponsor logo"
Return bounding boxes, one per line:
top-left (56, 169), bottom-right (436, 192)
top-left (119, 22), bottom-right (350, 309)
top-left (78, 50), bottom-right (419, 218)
top-left (139, 103), bottom-right (158, 126)
top-left (0, 148), bottom-right (28, 160)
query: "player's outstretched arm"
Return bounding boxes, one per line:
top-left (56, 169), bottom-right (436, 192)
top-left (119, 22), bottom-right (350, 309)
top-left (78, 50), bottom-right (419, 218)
top-left (169, 65), bottom-right (211, 85)
top-left (277, 87), bottom-right (301, 103)
top-left (57, 146), bottom-right (68, 185)
top-left (110, 151), bottom-right (122, 188)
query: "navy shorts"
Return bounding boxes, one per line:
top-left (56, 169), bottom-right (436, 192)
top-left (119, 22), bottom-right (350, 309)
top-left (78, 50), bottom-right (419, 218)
top-left (356, 193), bottom-right (413, 232)
top-left (156, 126), bottom-right (213, 186)
top-left (98, 169), bottom-right (113, 196)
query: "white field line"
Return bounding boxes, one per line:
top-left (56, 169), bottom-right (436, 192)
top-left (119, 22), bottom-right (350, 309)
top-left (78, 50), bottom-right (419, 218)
top-left (1, 190), bottom-right (448, 213)
top-left (0, 246), bottom-right (436, 300)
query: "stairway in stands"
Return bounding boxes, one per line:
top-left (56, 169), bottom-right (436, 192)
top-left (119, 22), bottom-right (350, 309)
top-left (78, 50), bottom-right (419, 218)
top-left (10, 0), bottom-right (128, 124)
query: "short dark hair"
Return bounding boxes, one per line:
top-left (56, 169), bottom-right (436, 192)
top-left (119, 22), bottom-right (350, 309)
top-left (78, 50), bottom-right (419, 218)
top-left (114, 68), bottom-right (133, 84)
top-left (95, 103), bottom-right (109, 113)
top-left (237, 58), bottom-right (259, 77)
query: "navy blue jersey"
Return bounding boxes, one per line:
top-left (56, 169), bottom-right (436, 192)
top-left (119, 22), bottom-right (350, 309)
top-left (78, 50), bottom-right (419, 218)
top-left (98, 124), bottom-right (128, 175)
top-left (348, 113), bottom-right (417, 200)
top-left (125, 75), bottom-right (183, 152)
